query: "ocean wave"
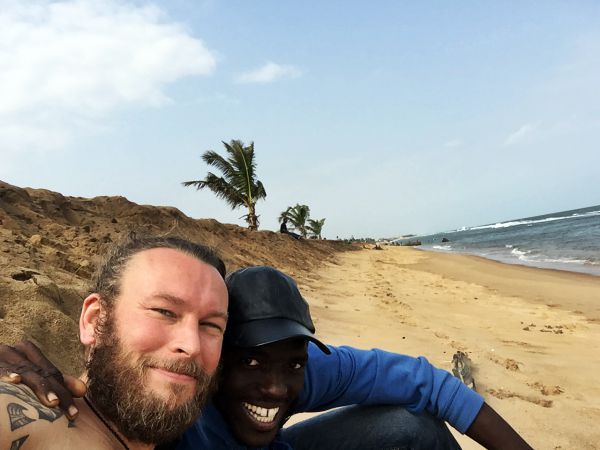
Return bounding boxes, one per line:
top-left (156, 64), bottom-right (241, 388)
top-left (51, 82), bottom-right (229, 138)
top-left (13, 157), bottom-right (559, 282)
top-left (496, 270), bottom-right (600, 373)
top-left (508, 248), bottom-right (597, 266)
top-left (510, 247), bottom-right (531, 259)
top-left (432, 245), bottom-right (452, 251)
top-left (537, 257), bottom-right (597, 265)
top-left (468, 209), bottom-right (600, 231)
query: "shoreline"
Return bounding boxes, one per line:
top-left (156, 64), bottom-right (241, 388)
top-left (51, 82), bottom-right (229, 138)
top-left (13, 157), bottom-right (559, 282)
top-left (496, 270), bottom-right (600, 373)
top-left (417, 245), bottom-right (600, 278)
top-left (304, 246), bottom-right (600, 449)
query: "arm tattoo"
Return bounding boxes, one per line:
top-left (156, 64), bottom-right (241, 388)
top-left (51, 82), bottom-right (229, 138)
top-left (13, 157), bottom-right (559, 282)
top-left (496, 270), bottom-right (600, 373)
top-left (9, 435), bottom-right (28, 450)
top-left (0, 383), bottom-right (63, 423)
top-left (7, 403), bottom-right (35, 431)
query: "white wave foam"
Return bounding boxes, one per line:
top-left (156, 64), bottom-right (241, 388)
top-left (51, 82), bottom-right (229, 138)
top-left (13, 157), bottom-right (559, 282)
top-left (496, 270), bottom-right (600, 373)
top-left (508, 250), bottom-right (596, 266)
top-left (536, 257), bottom-right (596, 265)
top-left (510, 247), bottom-right (531, 260)
top-left (470, 209), bottom-right (600, 231)
top-left (432, 245), bottom-right (452, 251)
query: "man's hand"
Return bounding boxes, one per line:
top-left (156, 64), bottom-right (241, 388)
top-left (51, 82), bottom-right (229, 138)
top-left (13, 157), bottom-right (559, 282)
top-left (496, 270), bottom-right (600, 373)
top-left (0, 341), bottom-right (86, 420)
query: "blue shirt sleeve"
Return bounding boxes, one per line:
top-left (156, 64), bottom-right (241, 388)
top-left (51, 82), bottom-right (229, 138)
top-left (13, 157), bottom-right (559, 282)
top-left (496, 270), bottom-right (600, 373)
top-left (294, 343), bottom-right (484, 434)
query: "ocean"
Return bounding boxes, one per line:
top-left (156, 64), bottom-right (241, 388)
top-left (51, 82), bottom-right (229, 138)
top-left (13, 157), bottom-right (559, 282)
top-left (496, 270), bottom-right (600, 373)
top-left (395, 205), bottom-right (600, 276)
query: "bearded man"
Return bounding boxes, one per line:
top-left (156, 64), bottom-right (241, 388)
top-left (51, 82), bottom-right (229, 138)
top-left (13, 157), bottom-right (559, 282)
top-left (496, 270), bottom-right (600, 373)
top-left (0, 236), bottom-right (228, 450)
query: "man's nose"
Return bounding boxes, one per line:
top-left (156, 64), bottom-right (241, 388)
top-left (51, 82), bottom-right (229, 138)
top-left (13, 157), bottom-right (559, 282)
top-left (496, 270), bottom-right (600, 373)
top-left (258, 369), bottom-right (288, 399)
top-left (169, 318), bottom-right (202, 357)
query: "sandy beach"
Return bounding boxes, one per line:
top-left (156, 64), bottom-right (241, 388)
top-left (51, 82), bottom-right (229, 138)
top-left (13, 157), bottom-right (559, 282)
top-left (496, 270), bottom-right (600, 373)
top-left (3, 183), bottom-right (599, 448)
top-left (297, 246), bottom-right (600, 449)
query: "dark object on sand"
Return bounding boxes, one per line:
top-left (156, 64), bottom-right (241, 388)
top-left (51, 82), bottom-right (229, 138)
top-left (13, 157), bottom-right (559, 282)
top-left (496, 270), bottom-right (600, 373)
top-left (452, 351), bottom-right (476, 391)
top-left (401, 240), bottom-right (422, 246)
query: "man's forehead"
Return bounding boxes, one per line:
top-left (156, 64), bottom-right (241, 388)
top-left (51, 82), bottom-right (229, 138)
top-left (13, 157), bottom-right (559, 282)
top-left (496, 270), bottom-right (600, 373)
top-left (126, 247), bottom-right (218, 276)
top-left (120, 248), bottom-right (227, 300)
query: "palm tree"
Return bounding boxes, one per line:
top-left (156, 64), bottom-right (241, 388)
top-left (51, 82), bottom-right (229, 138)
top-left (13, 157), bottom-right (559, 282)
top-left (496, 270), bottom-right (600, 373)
top-left (279, 204), bottom-right (311, 238)
top-left (307, 218), bottom-right (326, 239)
top-left (182, 140), bottom-right (266, 230)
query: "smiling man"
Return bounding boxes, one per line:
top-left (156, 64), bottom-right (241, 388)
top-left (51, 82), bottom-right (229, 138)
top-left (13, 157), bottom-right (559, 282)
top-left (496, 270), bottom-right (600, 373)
top-left (0, 236), bottom-right (228, 450)
top-left (175, 266), bottom-right (532, 450)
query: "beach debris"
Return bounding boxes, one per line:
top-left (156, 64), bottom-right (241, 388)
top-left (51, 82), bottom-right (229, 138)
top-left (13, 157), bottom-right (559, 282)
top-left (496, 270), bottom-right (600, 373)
top-left (452, 351), bottom-right (476, 391)
top-left (401, 240), bottom-right (422, 246)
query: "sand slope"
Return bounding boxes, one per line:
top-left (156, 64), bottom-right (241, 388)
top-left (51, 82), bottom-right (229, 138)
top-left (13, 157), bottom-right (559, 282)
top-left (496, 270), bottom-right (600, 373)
top-left (301, 246), bottom-right (600, 449)
top-left (0, 180), bottom-right (353, 374)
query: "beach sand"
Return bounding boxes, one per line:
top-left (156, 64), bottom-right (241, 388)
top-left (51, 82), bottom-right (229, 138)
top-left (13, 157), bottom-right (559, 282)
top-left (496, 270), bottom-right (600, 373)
top-left (294, 246), bottom-right (600, 449)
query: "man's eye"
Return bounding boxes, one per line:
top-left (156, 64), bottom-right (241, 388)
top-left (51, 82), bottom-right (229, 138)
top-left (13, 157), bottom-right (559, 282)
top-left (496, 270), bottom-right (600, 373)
top-left (200, 322), bottom-right (224, 334)
top-left (242, 358), bottom-right (259, 367)
top-left (152, 308), bottom-right (175, 318)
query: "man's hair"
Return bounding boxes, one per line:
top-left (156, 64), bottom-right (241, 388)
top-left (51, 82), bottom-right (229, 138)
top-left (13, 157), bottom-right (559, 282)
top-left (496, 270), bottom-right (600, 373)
top-left (91, 234), bottom-right (226, 313)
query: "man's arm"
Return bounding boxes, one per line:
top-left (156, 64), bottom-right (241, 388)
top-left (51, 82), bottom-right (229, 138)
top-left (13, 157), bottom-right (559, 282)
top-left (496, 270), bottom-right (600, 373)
top-left (0, 342), bottom-right (85, 419)
top-left (0, 381), bottom-right (66, 449)
top-left (299, 344), bottom-right (532, 449)
top-left (298, 344), bottom-right (484, 431)
top-left (466, 402), bottom-right (533, 450)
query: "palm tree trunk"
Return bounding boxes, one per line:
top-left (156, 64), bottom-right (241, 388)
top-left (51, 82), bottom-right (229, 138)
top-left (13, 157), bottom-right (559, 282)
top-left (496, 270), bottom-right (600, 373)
top-left (247, 204), bottom-right (258, 230)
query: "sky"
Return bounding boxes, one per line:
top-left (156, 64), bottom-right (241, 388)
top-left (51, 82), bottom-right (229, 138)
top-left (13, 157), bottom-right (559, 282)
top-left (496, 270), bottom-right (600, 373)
top-left (1, 0), bottom-right (599, 239)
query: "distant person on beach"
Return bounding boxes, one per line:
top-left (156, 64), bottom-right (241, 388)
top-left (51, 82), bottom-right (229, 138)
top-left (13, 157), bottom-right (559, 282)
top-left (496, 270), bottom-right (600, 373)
top-left (280, 218), bottom-right (301, 240)
top-left (0, 236), bottom-right (228, 449)
top-left (2, 265), bottom-right (532, 449)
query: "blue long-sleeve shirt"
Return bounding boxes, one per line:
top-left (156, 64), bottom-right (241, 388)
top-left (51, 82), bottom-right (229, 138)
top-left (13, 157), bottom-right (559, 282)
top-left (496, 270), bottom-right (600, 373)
top-left (176, 343), bottom-right (484, 449)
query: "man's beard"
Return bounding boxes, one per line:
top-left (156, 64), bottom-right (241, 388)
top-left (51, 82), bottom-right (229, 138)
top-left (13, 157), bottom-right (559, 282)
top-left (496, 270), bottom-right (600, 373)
top-left (85, 318), bottom-right (217, 445)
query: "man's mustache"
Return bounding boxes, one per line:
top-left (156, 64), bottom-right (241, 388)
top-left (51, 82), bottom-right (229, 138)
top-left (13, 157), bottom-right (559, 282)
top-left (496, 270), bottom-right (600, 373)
top-left (141, 357), bottom-right (205, 380)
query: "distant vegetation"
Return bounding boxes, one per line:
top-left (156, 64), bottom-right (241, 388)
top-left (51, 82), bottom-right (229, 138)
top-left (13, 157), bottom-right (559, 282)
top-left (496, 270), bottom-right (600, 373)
top-left (280, 204), bottom-right (326, 239)
top-left (182, 140), bottom-right (266, 230)
top-left (307, 218), bottom-right (326, 239)
top-left (183, 139), bottom-right (327, 237)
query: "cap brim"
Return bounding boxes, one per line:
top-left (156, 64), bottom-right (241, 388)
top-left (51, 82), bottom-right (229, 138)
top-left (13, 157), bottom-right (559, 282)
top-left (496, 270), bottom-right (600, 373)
top-left (226, 318), bottom-right (331, 355)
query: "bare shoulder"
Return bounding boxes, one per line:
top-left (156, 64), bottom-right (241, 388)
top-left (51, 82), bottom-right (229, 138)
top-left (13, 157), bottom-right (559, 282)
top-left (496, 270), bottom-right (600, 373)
top-left (0, 381), bottom-right (66, 449)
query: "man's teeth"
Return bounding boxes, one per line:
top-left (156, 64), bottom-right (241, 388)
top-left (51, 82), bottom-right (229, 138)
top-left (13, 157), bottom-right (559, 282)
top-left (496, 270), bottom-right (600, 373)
top-left (242, 402), bottom-right (279, 423)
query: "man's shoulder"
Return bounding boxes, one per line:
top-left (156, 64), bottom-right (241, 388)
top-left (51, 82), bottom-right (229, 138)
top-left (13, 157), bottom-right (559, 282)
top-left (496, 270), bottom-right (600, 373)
top-left (0, 381), bottom-right (67, 448)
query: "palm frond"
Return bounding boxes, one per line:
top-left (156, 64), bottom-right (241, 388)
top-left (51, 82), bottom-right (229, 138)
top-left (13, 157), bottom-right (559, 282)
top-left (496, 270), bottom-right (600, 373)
top-left (202, 151), bottom-right (236, 179)
top-left (307, 218), bottom-right (326, 238)
top-left (197, 173), bottom-right (245, 209)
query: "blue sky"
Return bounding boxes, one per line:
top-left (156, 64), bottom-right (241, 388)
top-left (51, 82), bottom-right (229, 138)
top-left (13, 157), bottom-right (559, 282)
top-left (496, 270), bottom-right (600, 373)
top-left (1, 1), bottom-right (599, 238)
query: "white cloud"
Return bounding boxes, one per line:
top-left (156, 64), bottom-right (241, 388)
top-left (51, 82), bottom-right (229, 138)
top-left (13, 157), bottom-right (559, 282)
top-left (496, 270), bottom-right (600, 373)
top-left (503, 123), bottom-right (536, 146)
top-left (444, 139), bottom-right (462, 148)
top-left (0, 0), bottom-right (216, 153)
top-left (235, 61), bottom-right (303, 84)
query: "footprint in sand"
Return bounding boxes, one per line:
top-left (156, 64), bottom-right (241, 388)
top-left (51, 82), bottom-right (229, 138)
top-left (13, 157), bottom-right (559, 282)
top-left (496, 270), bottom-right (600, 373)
top-left (489, 356), bottom-right (521, 371)
top-left (528, 382), bottom-right (564, 396)
top-left (486, 388), bottom-right (553, 408)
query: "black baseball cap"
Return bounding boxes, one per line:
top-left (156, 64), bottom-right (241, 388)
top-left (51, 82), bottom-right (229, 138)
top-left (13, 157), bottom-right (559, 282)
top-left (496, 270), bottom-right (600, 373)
top-left (224, 266), bottom-right (330, 354)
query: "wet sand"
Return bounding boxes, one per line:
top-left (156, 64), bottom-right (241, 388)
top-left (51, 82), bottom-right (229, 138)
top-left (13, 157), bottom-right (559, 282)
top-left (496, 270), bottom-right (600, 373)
top-left (299, 246), bottom-right (600, 449)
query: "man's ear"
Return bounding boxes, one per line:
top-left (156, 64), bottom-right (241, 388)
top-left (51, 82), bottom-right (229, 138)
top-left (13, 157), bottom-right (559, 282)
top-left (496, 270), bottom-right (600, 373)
top-left (79, 293), bottom-right (103, 346)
